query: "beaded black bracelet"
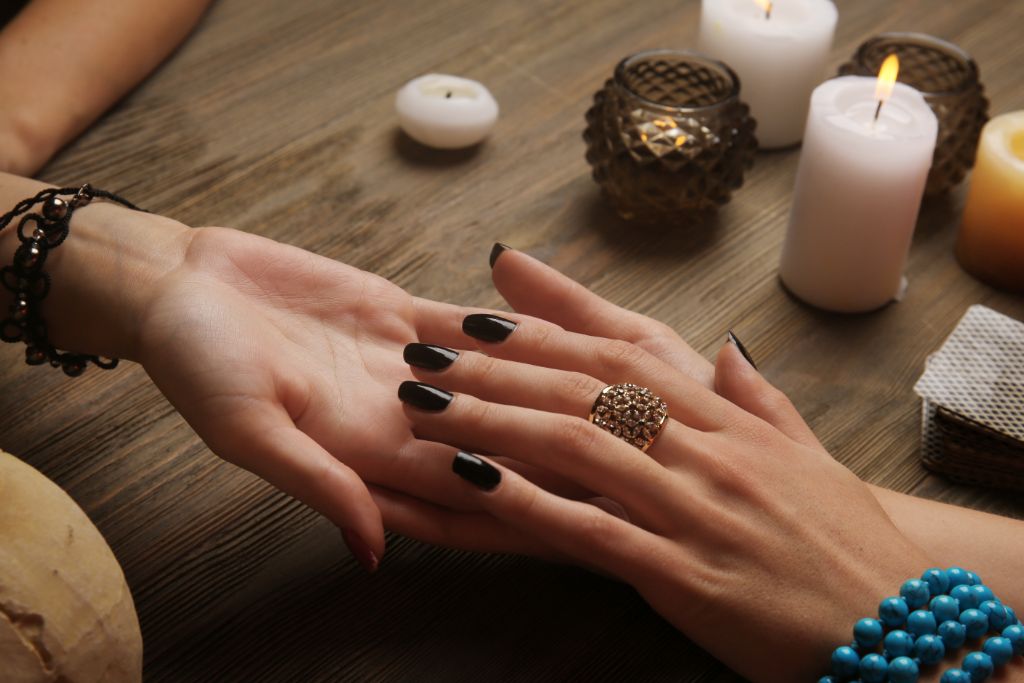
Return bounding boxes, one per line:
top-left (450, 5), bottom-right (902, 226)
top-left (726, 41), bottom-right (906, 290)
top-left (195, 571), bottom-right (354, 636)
top-left (0, 184), bottom-right (142, 376)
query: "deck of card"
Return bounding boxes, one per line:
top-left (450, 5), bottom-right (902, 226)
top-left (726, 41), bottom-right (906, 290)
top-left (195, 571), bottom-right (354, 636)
top-left (914, 305), bottom-right (1024, 492)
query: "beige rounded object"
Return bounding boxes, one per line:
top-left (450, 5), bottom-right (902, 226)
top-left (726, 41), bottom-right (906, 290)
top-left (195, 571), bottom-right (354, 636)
top-left (0, 450), bottom-right (142, 682)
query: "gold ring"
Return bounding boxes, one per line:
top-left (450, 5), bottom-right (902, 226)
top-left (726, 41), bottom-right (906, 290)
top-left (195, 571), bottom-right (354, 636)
top-left (588, 383), bottom-right (668, 452)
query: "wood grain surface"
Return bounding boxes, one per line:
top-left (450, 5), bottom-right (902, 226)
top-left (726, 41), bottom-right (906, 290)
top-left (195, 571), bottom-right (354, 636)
top-left (2, 0), bottom-right (1023, 680)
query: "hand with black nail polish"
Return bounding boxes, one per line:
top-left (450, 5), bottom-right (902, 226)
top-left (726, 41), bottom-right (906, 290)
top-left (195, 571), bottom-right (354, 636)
top-left (398, 310), bottom-right (940, 683)
top-left (392, 243), bottom-right (1024, 679)
top-left (138, 232), bottom-right (560, 574)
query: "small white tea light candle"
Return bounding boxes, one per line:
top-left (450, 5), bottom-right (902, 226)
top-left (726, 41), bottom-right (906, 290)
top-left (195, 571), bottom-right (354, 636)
top-left (780, 58), bottom-right (939, 313)
top-left (697, 0), bottom-right (838, 149)
top-left (395, 74), bottom-right (499, 149)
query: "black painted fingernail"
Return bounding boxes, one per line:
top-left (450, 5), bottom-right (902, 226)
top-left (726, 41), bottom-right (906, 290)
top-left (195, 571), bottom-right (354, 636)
top-left (489, 242), bottom-right (512, 268)
top-left (398, 381), bottom-right (453, 411)
top-left (726, 330), bottom-right (757, 370)
top-left (404, 343), bottom-right (459, 371)
top-left (452, 452), bottom-right (501, 491)
top-left (463, 314), bottom-right (517, 343)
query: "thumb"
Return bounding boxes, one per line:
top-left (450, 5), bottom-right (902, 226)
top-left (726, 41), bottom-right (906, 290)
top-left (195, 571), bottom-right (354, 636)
top-left (715, 332), bottom-right (822, 449)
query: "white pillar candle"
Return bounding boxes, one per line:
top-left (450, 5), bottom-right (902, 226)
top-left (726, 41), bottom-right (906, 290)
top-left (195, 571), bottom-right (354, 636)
top-left (697, 0), bottom-right (837, 149)
top-left (779, 75), bottom-right (938, 313)
top-left (395, 74), bottom-right (499, 149)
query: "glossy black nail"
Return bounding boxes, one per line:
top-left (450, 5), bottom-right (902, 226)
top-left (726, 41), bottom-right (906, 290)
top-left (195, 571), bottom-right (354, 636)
top-left (452, 452), bottom-right (501, 491)
top-left (463, 313), bottom-right (517, 343)
top-left (398, 381), bottom-right (453, 411)
top-left (404, 343), bottom-right (459, 371)
top-left (727, 330), bottom-right (758, 370)
top-left (489, 242), bottom-right (512, 268)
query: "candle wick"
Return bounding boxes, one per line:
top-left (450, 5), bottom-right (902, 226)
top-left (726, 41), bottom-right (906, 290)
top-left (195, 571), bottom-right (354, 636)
top-left (873, 99), bottom-right (883, 122)
top-left (445, 91), bottom-right (452, 98)
top-left (765, 1), bottom-right (772, 19)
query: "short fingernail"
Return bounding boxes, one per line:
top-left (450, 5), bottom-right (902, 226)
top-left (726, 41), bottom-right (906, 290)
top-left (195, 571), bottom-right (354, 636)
top-left (398, 380), bottom-right (453, 411)
top-left (340, 528), bottom-right (379, 573)
top-left (404, 343), bottom-right (459, 371)
top-left (463, 313), bottom-right (517, 343)
top-left (452, 452), bottom-right (501, 491)
top-left (726, 330), bottom-right (757, 370)
top-left (489, 242), bottom-right (512, 268)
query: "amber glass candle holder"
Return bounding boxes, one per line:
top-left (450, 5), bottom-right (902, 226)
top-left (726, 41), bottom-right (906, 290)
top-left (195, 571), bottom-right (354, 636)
top-left (583, 50), bottom-right (757, 222)
top-left (838, 33), bottom-right (988, 195)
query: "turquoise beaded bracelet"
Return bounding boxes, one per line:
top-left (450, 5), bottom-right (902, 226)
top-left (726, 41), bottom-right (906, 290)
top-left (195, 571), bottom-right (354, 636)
top-left (820, 567), bottom-right (1022, 683)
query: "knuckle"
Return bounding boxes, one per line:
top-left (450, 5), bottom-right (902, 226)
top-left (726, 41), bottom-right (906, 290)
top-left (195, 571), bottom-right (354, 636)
top-left (577, 506), bottom-right (615, 542)
top-left (459, 394), bottom-right (498, 431)
top-left (506, 478), bottom-right (541, 518)
top-left (313, 453), bottom-right (344, 490)
top-left (557, 415), bottom-right (601, 457)
top-left (645, 320), bottom-right (679, 342)
top-left (557, 371), bottom-right (603, 407)
top-left (759, 385), bottom-right (798, 419)
top-left (703, 446), bottom-right (758, 497)
top-left (469, 353), bottom-right (503, 387)
top-left (596, 339), bottom-right (647, 374)
top-left (526, 322), bottom-right (556, 350)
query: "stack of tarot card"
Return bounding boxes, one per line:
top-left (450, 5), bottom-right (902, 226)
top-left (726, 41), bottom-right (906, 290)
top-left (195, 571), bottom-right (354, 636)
top-left (914, 305), bottom-right (1024, 492)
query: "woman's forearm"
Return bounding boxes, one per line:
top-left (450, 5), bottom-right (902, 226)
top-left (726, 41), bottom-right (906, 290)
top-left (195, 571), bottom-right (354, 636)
top-left (0, 172), bottom-right (191, 361)
top-left (872, 484), bottom-right (1024, 608)
top-left (0, 0), bottom-right (214, 175)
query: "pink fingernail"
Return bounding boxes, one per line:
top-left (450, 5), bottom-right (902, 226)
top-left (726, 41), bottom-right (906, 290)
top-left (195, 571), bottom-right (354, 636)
top-left (341, 528), bottom-right (379, 573)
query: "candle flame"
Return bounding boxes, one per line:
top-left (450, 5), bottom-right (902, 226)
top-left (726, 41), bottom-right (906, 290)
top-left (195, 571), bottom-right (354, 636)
top-left (639, 117), bottom-right (688, 150)
top-left (752, 0), bottom-right (772, 18)
top-left (874, 53), bottom-right (900, 103)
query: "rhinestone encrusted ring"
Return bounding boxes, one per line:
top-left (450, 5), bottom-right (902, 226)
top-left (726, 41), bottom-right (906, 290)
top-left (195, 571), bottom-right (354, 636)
top-left (588, 383), bottom-right (669, 452)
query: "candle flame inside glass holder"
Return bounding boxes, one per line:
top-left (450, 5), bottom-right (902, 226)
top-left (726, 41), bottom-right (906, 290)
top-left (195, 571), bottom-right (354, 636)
top-left (583, 49), bottom-right (758, 220)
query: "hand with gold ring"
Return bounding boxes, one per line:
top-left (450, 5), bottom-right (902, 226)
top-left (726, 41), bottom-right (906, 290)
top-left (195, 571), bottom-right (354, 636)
top-left (397, 313), bottom-right (939, 682)
top-left (470, 245), bottom-right (1024, 615)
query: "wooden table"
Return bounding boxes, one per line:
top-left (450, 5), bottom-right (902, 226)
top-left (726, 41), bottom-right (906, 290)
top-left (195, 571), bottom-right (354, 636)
top-left (3, 0), bottom-right (1022, 680)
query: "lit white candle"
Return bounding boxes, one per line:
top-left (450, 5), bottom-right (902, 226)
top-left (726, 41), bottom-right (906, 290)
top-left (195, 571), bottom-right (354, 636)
top-left (779, 64), bottom-right (938, 313)
top-left (697, 0), bottom-right (837, 149)
top-left (395, 74), bottom-right (499, 149)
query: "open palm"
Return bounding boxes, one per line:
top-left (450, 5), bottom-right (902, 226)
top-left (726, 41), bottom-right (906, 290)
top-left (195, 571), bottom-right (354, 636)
top-left (136, 227), bottom-right (474, 562)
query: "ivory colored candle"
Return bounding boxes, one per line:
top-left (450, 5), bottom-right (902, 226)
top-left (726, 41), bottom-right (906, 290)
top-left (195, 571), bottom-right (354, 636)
top-left (697, 0), bottom-right (837, 149)
top-left (780, 76), bottom-right (938, 313)
top-left (955, 111), bottom-right (1024, 292)
top-left (395, 74), bottom-right (498, 149)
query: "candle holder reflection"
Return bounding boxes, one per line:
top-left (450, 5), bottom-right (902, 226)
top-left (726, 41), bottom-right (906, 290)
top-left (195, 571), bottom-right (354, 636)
top-left (583, 50), bottom-right (757, 222)
top-left (838, 32), bottom-right (988, 195)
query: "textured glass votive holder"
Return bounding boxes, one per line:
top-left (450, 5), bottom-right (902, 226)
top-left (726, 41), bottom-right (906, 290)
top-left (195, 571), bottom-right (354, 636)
top-left (583, 50), bottom-right (757, 222)
top-left (838, 32), bottom-right (988, 195)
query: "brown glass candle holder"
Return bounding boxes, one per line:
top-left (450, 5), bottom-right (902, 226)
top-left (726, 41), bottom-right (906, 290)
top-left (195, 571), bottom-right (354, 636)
top-left (583, 50), bottom-right (757, 222)
top-left (838, 33), bottom-right (988, 195)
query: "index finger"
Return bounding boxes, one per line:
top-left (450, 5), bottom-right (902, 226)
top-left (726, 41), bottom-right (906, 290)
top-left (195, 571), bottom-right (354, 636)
top-left (489, 245), bottom-right (714, 387)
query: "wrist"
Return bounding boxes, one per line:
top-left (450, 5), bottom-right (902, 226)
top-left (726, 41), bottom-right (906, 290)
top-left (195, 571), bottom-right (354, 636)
top-left (0, 110), bottom-right (50, 177)
top-left (1, 175), bottom-right (193, 363)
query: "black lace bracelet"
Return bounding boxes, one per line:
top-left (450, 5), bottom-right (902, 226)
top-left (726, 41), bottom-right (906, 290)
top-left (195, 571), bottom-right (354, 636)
top-left (0, 184), bottom-right (142, 376)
